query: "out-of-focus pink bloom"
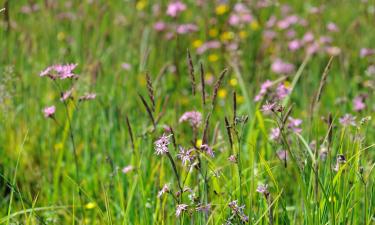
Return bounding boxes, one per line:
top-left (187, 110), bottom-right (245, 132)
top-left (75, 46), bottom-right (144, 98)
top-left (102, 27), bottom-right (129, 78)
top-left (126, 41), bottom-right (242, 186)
top-left (200, 144), bottom-right (214, 157)
top-left (270, 127), bottom-right (280, 140)
top-left (176, 23), bottom-right (198, 34)
top-left (276, 83), bottom-right (291, 100)
top-left (271, 59), bottom-right (295, 74)
top-left (285, 29), bottom-right (296, 39)
top-left (176, 204), bottom-right (188, 217)
top-left (158, 184), bottom-right (170, 198)
top-left (319, 36), bottom-right (332, 44)
top-left (326, 46), bottom-right (341, 56)
top-left (277, 15), bottom-right (299, 30)
top-left (288, 117), bottom-right (302, 133)
top-left (256, 184), bottom-right (269, 195)
top-left (263, 30), bottom-right (276, 40)
top-left (122, 165), bottom-right (134, 174)
top-left (261, 101), bottom-right (276, 114)
top-left (197, 41), bottom-right (221, 54)
top-left (339, 114), bottom-right (356, 126)
top-left (254, 80), bottom-right (272, 102)
top-left (302, 32), bottom-right (314, 43)
top-left (266, 16), bottom-right (276, 28)
top-left (353, 96), bottom-right (366, 111)
top-left (121, 63), bottom-right (131, 71)
top-left (166, 1), bottom-right (186, 17)
top-left (228, 155), bottom-right (237, 163)
top-left (60, 88), bottom-right (73, 102)
top-left (153, 21), bottom-right (166, 32)
top-left (43, 105), bottom-right (56, 118)
top-left (177, 146), bottom-right (194, 165)
top-left (179, 111), bottom-right (202, 127)
top-left (327, 22), bottom-right (339, 32)
top-left (306, 42), bottom-right (320, 55)
top-left (228, 3), bottom-right (253, 26)
top-left (288, 39), bottom-right (301, 51)
top-left (79, 93), bottom-right (96, 101)
top-left (276, 150), bottom-right (288, 161)
top-left (360, 48), bottom-right (375, 58)
top-left (195, 203), bottom-right (211, 212)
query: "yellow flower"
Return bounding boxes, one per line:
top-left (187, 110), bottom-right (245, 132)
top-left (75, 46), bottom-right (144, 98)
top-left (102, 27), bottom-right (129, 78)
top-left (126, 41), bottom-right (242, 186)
top-left (283, 81), bottom-right (291, 88)
top-left (215, 4), bottom-right (229, 15)
top-left (209, 28), bottom-right (218, 37)
top-left (136, 0), bottom-right (147, 11)
top-left (196, 139), bottom-right (202, 148)
top-left (220, 31), bottom-right (234, 42)
top-left (239, 30), bottom-right (248, 39)
top-left (218, 89), bottom-right (227, 99)
top-left (57, 32), bottom-right (65, 41)
top-left (237, 95), bottom-right (244, 104)
top-left (192, 39), bottom-right (203, 48)
top-left (230, 78), bottom-right (238, 87)
top-left (250, 21), bottom-right (260, 31)
top-left (85, 202), bottom-right (96, 209)
top-left (208, 54), bottom-right (219, 62)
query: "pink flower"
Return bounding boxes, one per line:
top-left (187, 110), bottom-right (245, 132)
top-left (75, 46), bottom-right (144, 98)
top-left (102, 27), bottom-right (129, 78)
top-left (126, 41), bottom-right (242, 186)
top-left (121, 63), bottom-right (131, 71)
top-left (327, 22), bottom-right (339, 32)
top-left (288, 117), bottom-right (302, 133)
top-left (288, 39), bottom-right (301, 51)
top-left (157, 184), bottom-right (170, 198)
top-left (339, 114), bottom-right (356, 127)
top-left (276, 83), bottom-right (291, 100)
top-left (153, 21), bottom-right (166, 32)
top-left (276, 150), bottom-right (288, 161)
top-left (60, 88), bottom-right (73, 102)
top-left (79, 93), bottom-right (96, 101)
top-left (43, 105), bottom-right (56, 118)
top-left (302, 32), bottom-right (314, 43)
top-left (200, 144), bottom-right (214, 157)
top-left (197, 41), bottom-right (221, 54)
top-left (176, 23), bottom-right (198, 34)
top-left (122, 165), bottom-right (134, 174)
top-left (360, 48), bottom-right (375, 58)
top-left (353, 96), bottom-right (366, 111)
top-left (177, 146), bottom-right (194, 165)
top-left (254, 80), bottom-right (272, 102)
top-left (261, 101), bottom-right (276, 114)
top-left (154, 133), bottom-right (171, 155)
top-left (270, 127), bottom-right (280, 140)
top-left (271, 59), bottom-right (295, 74)
top-left (175, 204), bottom-right (188, 217)
top-left (166, 1), bottom-right (186, 17)
top-left (325, 46), bottom-right (341, 56)
top-left (40, 63), bottom-right (78, 80)
top-left (179, 111), bottom-right (202, 127)
top-left (228, 155), bottom-right (237, 163)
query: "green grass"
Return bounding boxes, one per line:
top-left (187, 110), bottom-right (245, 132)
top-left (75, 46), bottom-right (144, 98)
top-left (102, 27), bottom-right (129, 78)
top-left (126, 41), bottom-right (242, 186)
top-left (0, 0), bottom-right (374, 224)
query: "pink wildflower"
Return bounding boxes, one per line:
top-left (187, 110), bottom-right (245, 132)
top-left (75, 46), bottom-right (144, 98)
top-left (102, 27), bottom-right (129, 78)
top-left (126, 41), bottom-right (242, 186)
top-left (79, 93), bottom-right (96, 101)
top-left (167, 1), bottom-right (186, 17)
top-left (179, 111), bottom-right (202, 127)
top-left (339, 114), bottom-right (356, 126)
top-left (43, 105), bottom-right (56, 118)
top-left (122, 165), bottom-right (134, 174)
top-left (154, 133), bottom-right (171, 155)
top-left (175, 204), bottom-right (188, 217)
top-left (353, 96), bottom-right (366, 111)
top-left (271, 59), bottom-right (295, 74)
top-left (157, 184), bottom-right (170, 198)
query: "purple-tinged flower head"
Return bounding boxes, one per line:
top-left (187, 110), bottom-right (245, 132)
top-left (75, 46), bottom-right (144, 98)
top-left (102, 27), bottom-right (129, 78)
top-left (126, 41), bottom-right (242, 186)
top-left (360, 48), bottom-right (375, 58)
top-left (166, 1), bottom-right (186, 17)
top-left (319, 36), bottom-right (332, 45)
top-left (228, 200), bottom-right (248, 222)
top-left (176, 23), bottom-right (198, 34)
top-left (121, 62), bottom-right (131, 71)
top-left (200, 144), bottom-right (214, 157)
top-left (325, 46), bottom-right (341, 56)
top-left (122, 165), bottom-right (134, 174)
top-left (154, 133), bottom-right (171, 155)
top-left (79, 93), bottom-right (96, 101)
top-left (285, 29), bottom-right (296, 39)
top-left (197, 41), bottom-right (221, 54)
top-left (276, 83), bottom-right (291, 100)
top-left (153, 21), bottom-right (166, 32)
top-left (302, 31), bottom-right (314, 43)
top-left (270, 127), bottom-right (280, 140)
top-left (40, 63), bottom-right (78, 80)
top-left (261, 101), bottom-right (276, 114)
top-left (327, 22), bottom-right (339, 32)
top-left (266, 15), bottom-right (276, 28)
top-left (196, 203), bottom-right (211, 213)
top-left (288, 39), bottom-right (301, 51)
top-left (157, 184), bottom-right (170, 198)
top-left (306, 42), bottom-right (320, 55)
top-left (177, 146), bottom-right (195, 165)
top-left (175, 204), bottom-right (188, 217)
top-left (256, 184), bottom-right (269, 196)
top-left (228, 3), bottom-right (253, 26)
top-left (288, 117), bottom-right (302, 133)
top-left (271, 59), bottom-right (295, 75)
top-left (339, 114), bottom-right (356, 127)
top-left (277, 15), bottom-right (299, 30)
top-left (353, 96), bottom-right (366, 111)
top-left (254, 80), bottom-right (272, 102)
top-left (60, 88), bottom-right (73, 102)
top-left (43, 105), bottom-right (56, 118)
top-left (276, 150), bottom-right (288, 161)
top-left (228, 155), bottom-right (237, 163)
top-left (179, 111), bottom-right (202, 128)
